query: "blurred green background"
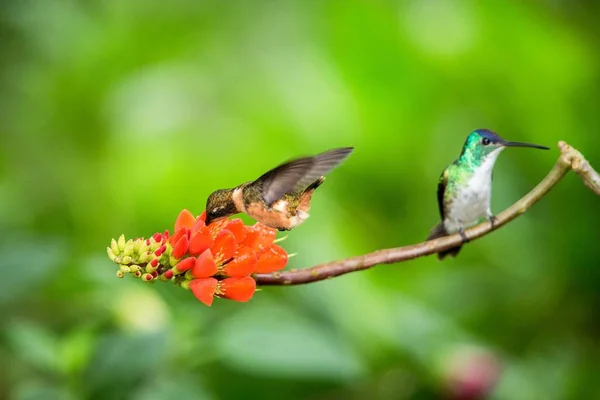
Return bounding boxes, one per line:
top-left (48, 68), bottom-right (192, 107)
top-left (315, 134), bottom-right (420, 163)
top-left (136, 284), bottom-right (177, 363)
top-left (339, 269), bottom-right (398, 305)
top-left (1, 1), bottom-right (599, 399)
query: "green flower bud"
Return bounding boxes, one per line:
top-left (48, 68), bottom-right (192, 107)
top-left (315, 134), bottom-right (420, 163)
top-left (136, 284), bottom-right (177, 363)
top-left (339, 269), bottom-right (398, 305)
top-left (133, 238), bottom-right (143, 254)
top-left (142, 273), bottom-right (154, 282)
top-left (117, 234), bottom-right (126, 252)
top-left (111, 238), bottom-right (120, 256)
top-left (138, 251), bottom-right (150, 264)
top-left (129, 264), bottom-right (141, 273)
top-left (145, 262), bottom-right (158, 274)
top-left (119, 264), bottom-right (130, 273)
top-left (122, 240), bottom-right (134, 257)
top-left (138, 241), bottom-right (149, 255)
top-left (149, 241), bottom-right (160, 252)
top-left (159, 270), bottom-right (174, 281)
top-left (107, 247), bottom-right (117, 262)
top-left (116, 270), bottom-right (125, 278)
top-left (121, 256), bottom-right (133, 264)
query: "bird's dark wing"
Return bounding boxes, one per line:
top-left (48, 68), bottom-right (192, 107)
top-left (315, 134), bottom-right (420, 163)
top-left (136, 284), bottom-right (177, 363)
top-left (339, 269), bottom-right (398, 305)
top-left (436, 167), bottom-right (449, 221)
top-left (255, 156), bottom-right (315, 206)
top-left (292, 147), bottom-right (354, 194)
top-left (257, 147), bottom-right (354, 206)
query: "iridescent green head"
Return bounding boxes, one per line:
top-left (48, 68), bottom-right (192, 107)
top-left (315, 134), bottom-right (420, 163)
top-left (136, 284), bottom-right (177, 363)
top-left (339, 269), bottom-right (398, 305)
top-left (459, 129), bottom-right (549, 168)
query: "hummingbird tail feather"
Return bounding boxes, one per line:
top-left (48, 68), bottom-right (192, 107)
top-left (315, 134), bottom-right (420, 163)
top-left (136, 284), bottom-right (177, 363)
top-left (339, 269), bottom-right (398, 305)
top-left (295, 177), bottom-right (325, 212)
top-left (304, 176), bottom-right (325, 192)
top-left (438, 245), bottom-right (462, 260)
top-left (426, 223), bottom-right (462, 260)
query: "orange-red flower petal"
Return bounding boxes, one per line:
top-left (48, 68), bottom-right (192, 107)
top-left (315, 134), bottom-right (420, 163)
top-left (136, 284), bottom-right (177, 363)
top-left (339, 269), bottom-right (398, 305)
top-left (171, 234), bottom-right (189, 259)
top-left (219, 277), bottom-right (256, 302)
top-left (207, 218), bottom-right (230, 238)
top-left (190, 278), bottom-right (218, 306)
top-left (175, 209), bottom-right (196, 233)
top-left (225, 219), bottom-right (247, 243)
top-left (175, 256), bottom-right (196, 273)
top-left (223, 246), bottom-right (257, 277)
top-left (169, 227), bottom-right (189, 246)
top-left (198, 210), bottom-right (207, 222)
top-left (191, 249), bottom-right (218, 278)
top-left (211, 229), bottom-right (236, 264)
top-left (192, 217), bottom-right (206, 232)
top-left (243, 223), bottom-right (277, 251)
top-left (255, 244), bottom-right (288, 273)
top-left (188, 226), bottom-right (214, 256)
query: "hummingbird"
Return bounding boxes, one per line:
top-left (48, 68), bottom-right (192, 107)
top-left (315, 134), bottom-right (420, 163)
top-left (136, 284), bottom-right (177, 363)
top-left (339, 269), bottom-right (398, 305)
top-left (427, 129), bottom-right (549, 259)
top-left (204, 147), bottom-right (354, 230)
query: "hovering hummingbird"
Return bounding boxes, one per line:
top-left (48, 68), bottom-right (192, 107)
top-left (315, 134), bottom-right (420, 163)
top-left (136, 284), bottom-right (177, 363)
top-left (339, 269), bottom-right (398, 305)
top-left (205, 147), bottom-right (354, 230)
top-left (427, 129), bottom-right (549, 259)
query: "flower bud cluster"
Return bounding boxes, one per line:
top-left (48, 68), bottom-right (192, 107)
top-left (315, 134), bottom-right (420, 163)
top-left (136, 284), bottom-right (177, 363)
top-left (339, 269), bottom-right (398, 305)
top-left (107, 209), bottom-right (289, 306)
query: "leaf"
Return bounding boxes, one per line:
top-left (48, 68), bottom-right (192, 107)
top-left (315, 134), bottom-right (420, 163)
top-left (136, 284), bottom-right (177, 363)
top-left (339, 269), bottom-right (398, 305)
top-left (5, 320), bottom-right (59, 373)
top-left (58, 327), bottom-right (95, 376)
top-left (132, 375), bottom-right (213, 400)
top-left (0, 235), bottom-right (64, 304)
top-left (84, 332), bottom-right (167, 394)
top-left (11, 381), bottom-right (75, 400)
top-left (213, 302), bottom-right (364, 381)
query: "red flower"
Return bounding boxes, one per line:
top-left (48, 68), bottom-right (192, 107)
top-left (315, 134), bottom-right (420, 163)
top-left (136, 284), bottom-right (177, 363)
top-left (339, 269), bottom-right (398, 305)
top-left (175, 256), bottom-right (195, 273)
top-left (109, 209), bottom-right (290, 307)
top-left (191, 249), bottom-right (218, 278)
top-left (219, 277), bottom-right (256, 302)
top-left (224, 219), bottom-right (247, 242)
top-left (169, 227), bottom-right (188, 246)
top-left (174, 209), bottom-right (196, 233)
top-left (189, 276), bottom-right (257, 306)
top-left (211, 229), bottom-right (236, 264)
top-left (256, 244), bottom-right (288, 273)
top-left (188, 226), bottom-right (214, 256)
top-left (171, 234), bottom-right (189, 259)
top-left (243, 223), bottom-right (277, 250)
top-left (189, 278), bottom-right (218, 306)
top-left (223, 246), bottom-right (257, 277)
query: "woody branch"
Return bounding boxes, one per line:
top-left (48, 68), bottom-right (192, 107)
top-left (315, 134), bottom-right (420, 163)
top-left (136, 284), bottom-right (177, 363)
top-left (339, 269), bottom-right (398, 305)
top-left (254, 141), bottom-right (599, 286)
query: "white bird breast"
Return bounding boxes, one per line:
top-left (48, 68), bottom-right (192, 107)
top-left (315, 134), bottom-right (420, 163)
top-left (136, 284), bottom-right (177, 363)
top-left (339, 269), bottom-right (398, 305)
top-left (444, 147), bottom-right (504, 233)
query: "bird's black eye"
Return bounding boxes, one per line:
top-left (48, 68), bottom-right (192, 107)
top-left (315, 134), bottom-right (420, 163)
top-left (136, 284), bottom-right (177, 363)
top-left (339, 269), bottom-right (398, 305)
top-left (482, 137), bottom-right (491, 145)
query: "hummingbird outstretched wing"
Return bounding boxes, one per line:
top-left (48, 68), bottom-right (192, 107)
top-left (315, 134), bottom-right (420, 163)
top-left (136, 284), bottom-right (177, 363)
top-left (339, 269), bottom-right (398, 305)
top-left (257, 147), bottom-right (354, 206)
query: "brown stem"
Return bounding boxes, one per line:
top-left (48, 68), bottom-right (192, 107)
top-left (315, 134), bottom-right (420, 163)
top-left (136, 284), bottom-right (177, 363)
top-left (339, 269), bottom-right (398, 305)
top-left (255, 141), bottom-right (599, 286)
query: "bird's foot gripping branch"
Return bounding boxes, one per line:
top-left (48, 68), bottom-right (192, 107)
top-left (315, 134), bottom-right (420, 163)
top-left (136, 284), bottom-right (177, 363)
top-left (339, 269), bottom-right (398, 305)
top-left (107, 141), bottom-right (599, 304)
top-left (107, 210), bottom-right (288, 306)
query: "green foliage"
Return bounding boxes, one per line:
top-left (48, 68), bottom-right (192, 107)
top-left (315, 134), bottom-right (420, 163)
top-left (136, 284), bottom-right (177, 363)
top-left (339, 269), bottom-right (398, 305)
top-left (1, 1), bottom-right (599, 399)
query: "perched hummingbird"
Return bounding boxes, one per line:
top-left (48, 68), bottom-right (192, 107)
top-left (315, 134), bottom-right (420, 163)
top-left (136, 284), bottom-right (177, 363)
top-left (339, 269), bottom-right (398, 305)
top-left (205, 147), bottom-right (354, 230)
top-left (427, 129), bottom-right (549, 259)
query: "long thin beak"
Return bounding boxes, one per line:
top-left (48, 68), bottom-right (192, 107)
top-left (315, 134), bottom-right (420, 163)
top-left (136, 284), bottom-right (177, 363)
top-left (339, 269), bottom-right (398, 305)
top-left (502, 140), bottom-right (550, 150)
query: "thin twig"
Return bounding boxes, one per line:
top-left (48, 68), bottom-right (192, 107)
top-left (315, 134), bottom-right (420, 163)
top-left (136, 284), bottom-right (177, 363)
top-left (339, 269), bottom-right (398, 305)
top-left (255, 141), bottom-right (599, 286)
